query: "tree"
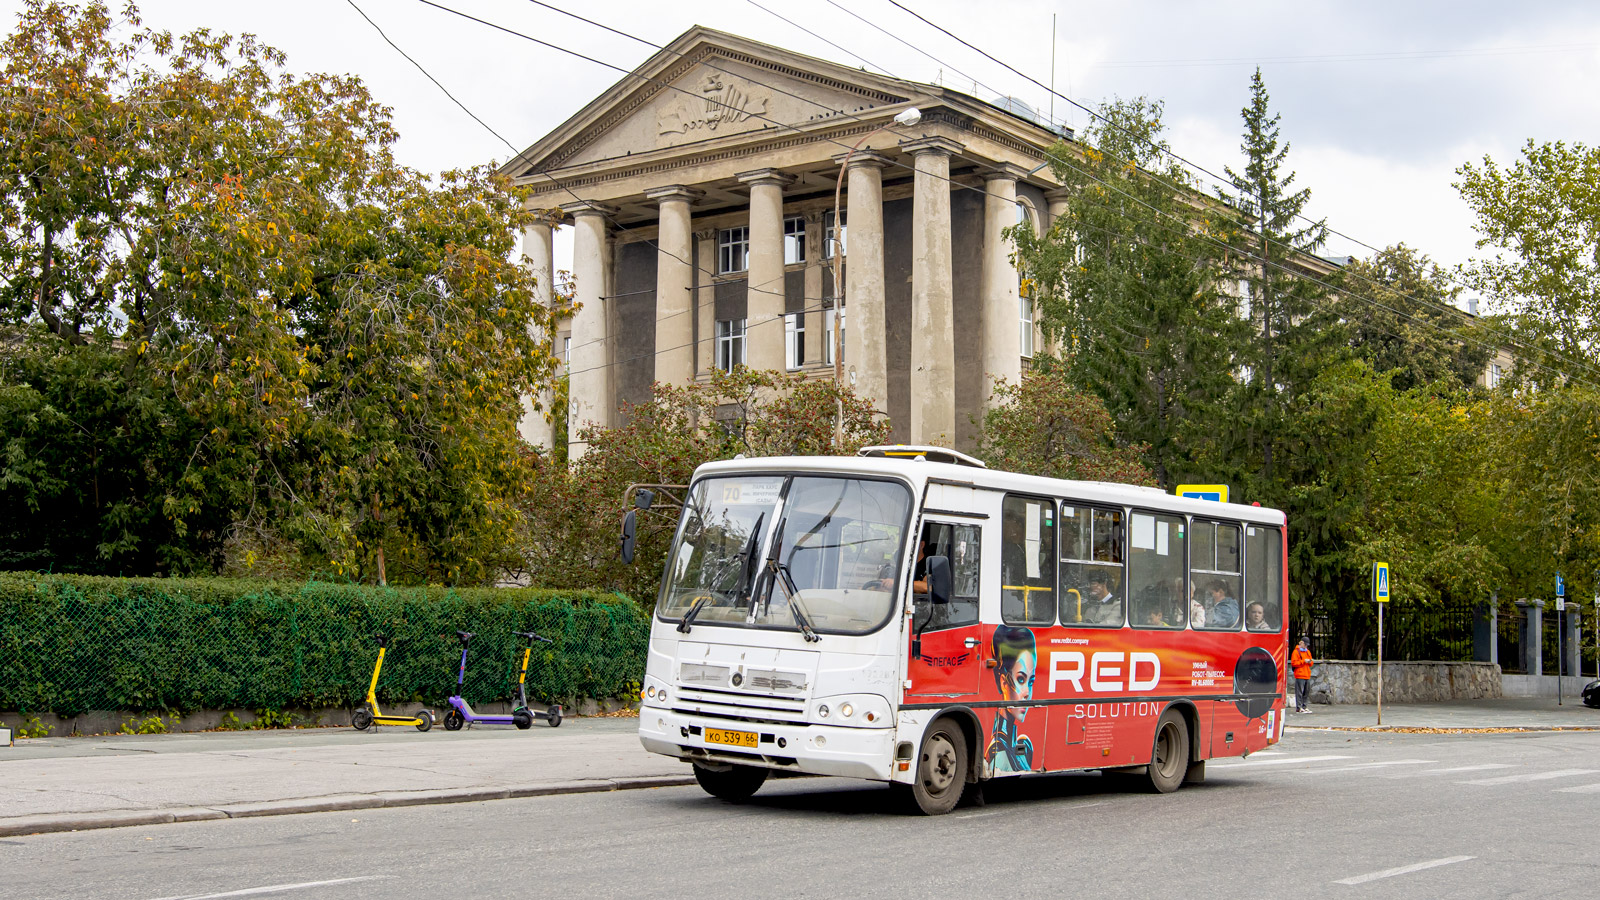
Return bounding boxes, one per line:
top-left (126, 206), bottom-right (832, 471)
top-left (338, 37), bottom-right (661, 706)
top-left (1337, 245), bottom-right (1494, 393)
top-left (1221, 68), bottom-right (1343, 486)
top-left (516, 368), bottom-right (891, 604)
top-left (1009, 97), bottom-right (1244, 486)
top-left (1456, 139), bottom-right (1600, 382)
top-left (974, 370), bottom-right (1155, 485)
top-left (0, 1), bottom-right (567, 582)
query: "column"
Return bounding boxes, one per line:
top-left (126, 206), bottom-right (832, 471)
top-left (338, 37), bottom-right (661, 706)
top-left (561, 200), bottom-right (617, 457)
top-left (903, 137), bottom-right (963, 445)
top-left (518, 216), bottom-right (556, 450)
top-left (981, 164), bottom-right (1028, 404)
top-left (645, 185), bottom-right (702, 387)
top-left (803, 211), bottom-right (824, 367)
top-left (835, 151), bottom-right (890, 416)
top-left (1044, 187), bottom-right (1070, 228)
top-left (695, 228), bottom-right (717, 376)
top-left (738, 168), bottom-right (794, 372)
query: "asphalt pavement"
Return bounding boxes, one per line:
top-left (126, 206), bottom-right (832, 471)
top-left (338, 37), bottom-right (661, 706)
top-left (6, 725), bottom-right (1600, 900)
top-left (1, 697), bottom-right (1594, 839)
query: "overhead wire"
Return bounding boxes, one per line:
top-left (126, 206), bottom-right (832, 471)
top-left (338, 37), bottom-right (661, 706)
top-left (411, 0), bottom-right (1590, 389)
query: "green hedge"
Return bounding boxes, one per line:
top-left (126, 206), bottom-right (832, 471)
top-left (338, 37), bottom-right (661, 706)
top-left (0, 574), bottom-right (650, 717)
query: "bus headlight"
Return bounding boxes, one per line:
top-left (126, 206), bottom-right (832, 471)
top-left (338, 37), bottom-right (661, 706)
top-left (810, 694), bottom-right (890, 728)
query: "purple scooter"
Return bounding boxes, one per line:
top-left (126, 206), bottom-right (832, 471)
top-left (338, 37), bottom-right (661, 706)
top-left (442, 630), bottom-right (563, 730)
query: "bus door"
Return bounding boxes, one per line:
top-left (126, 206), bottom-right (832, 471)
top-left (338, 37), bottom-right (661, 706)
top-left (906, 514), bottom-right (986, 699)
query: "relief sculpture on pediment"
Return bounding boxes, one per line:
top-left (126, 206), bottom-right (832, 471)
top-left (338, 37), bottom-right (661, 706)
top-left (658, 72), bottom-right (769, 145)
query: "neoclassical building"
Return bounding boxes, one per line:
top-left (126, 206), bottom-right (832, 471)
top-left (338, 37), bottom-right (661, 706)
top-left (502, 26), bottom-right (1072, 456)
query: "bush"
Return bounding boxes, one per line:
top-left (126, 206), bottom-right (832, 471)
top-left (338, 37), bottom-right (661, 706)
top-left (0, 573), bottom-right (648, 718)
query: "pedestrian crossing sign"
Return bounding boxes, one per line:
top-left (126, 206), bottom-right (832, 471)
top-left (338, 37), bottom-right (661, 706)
top-left (1176, 484), bottom-right (1228, 503)
top-left (1373, 562), bottom-right (1390, 603)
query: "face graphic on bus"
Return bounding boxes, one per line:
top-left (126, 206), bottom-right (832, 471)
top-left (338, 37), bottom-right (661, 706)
top-left (993, 626), bottom-right (1037, 723)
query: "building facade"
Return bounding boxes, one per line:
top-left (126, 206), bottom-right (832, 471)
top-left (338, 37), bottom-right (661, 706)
top-left (502, 27), bottom-right (1070, 457)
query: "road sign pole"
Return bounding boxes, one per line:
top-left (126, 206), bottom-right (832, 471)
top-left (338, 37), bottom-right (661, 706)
top-left (1556, 573), bottom-right (1566, 706)
top-left (1376, 601), bottom-right (1384, 727)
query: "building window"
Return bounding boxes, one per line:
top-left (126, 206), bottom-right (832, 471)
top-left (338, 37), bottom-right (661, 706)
top-left (562, 336), bottom-right (571, 371)
top-left (718, 227), bottom-right (749, 275)
top-left (824, 209), bottom-right (846, 260)
top-left (716, 318), bottom-right (746, 372)
top-left (784, 313), bottom-right (806, 370)
top-left (822, 307), bottom-right (845, 366)
top-left (783, 216), bottom-right (806, 265)
top-left (1019, 294), bottom-right (1034, 359)
top-left (1489, 362), bottom-right (1502, 388)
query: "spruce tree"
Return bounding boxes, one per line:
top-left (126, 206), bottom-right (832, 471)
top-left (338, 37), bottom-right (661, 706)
top-left (1222, 68), bottom-right (1343, 484)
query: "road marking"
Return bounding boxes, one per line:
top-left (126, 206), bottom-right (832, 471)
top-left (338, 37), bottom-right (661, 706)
top-left (1297, 759), bottom-right (1434, 774)
top-left (1334, 855), bottom-right (1475, 885)
top-left (1379, 764), bottom-right (1514, 779)
top-left (1461, 769), bottom-right (1598, 786)
top-left (149, 876), bottom-right (391, 900)
top-left (1209, 755), bottom-right (1354, 769)
top-left (1554, 783), bottom-right (1600, 794)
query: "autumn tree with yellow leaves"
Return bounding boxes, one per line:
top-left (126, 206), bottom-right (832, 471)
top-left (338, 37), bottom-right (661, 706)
top-left (0, 1), bottom-right (567, 583)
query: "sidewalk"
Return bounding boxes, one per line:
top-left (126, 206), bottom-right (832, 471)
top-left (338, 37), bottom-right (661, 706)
top-left (0, 717), bottom-right (691, 837)
top-left (1287, 696), bottom-right (1600, 731)
top-left (4, 698), bottom-right (1596, 838)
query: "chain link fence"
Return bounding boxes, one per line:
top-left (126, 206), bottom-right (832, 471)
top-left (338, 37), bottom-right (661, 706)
top-left (0, 574), bottom-right (649, 719)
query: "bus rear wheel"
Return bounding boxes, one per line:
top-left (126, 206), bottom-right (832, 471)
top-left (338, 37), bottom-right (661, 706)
top-left (903, 719), bottom-right (968, 816)
top-left (1146, 710), bottom-right (1190, 794)
top-left (693, 762), bottom-right (768, 802)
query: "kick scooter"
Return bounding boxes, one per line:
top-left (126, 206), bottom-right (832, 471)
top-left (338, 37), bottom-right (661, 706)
top-left (352, 634), bottom-right (435, 732)
top-left (443, 631), bottom-right (563, 730)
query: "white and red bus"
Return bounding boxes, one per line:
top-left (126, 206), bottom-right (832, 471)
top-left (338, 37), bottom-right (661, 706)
top-left (636, 447), bottom-right (1288, 814)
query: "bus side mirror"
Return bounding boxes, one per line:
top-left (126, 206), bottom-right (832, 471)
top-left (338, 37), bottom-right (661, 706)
top-left (620, 509), bottom-right (638, 564)
top-left (927, 556), bottom-right (952, 606)
top-left (635, 489), bottom-right (655, 511)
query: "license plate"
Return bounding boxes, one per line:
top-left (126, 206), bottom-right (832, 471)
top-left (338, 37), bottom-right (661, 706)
top-left (704, 727), bottom-right (758, 748)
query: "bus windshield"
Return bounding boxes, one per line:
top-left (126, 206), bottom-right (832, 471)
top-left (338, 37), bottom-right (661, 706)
top-left (659, 474), bottom-right (912, 636)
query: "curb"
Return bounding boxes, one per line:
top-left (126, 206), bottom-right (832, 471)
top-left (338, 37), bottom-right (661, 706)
top-left (1287, 725), bottom-right (1600, 734)
top-left (0, 774), bottom-right (698, 839)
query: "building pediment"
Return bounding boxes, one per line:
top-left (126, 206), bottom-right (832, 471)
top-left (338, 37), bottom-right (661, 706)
top-left (506, 27), bottom-right (920, 179)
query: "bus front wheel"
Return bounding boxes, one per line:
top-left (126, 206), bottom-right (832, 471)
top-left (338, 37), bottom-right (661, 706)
top-left (1146, 710), bottom-right (1190, 794)
top-left (903, 720), bottom-right (968, 815)
top-left (693, 762), bottom-right (768, 802)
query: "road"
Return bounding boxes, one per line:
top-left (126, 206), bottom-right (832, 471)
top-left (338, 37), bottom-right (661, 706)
top-left (7, 728), bottom-right (1597, 900)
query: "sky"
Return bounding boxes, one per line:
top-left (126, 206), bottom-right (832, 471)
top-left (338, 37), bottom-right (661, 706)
top-left (7, 0), bottom-right (1600, 309)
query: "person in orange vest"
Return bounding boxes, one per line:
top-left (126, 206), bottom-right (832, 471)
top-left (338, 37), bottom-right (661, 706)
top-left (1290, 638), bottom-right (1315, 713)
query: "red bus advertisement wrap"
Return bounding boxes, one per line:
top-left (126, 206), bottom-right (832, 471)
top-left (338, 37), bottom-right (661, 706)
top-left (638, 449), bottom-right (1290, 814)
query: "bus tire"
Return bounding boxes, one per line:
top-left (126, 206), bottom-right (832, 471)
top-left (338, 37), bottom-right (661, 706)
top-left (905, 718), bottom-right (968, 816)
top-left (693, 762), bottom-right (768, 802)
top-left (1146, 709), bottom-right (1189, 794)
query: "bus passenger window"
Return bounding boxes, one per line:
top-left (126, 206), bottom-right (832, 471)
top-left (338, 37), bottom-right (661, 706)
top-left (1245, 526), bottom-right (1283, 632)
top-left (1129, 512), bottom-right (1185, 629)
top-left (913, 522), bottom-right (981, 631)
top-left (1192, 520), bottom-right (1243, 631)
top-left (1059, 504), bottom-right (1124, 627)
top-left (1001, 496), bottom-right (1055, 626)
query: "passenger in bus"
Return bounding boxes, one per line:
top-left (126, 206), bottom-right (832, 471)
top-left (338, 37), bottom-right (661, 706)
top-left (1084, 573), bottom-right (1119, 624)
top-left (1204, 580), bottom-right (1240, 629)
top-left (985, 625), bottom-right (1036, 774)
top-left (1245, 601), bottom-right (1274, 631)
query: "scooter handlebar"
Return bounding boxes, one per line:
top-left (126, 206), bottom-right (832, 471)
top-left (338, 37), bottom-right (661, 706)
top-left (373, 634), bottom-right (388, 648)
top-left (514, 630), bottom-right (553, 644)
top-left (455, 631), bottom-right (476, 645)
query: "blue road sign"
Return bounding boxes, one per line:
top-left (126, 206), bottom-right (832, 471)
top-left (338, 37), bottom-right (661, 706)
top-left (1555, 573), bottom-right (1565, 597)
top-left (1374, 562), bottom-right (1390, 603)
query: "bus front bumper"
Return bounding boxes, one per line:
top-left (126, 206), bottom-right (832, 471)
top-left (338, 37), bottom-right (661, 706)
top-left (638, 707), bottom-right (895, 781)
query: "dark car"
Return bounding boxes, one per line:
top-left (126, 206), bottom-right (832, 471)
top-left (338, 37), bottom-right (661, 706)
top-left (1583, 679), bottom-right (1600, 709)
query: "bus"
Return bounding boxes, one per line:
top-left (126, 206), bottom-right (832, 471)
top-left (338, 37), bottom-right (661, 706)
top-left (635, 446), bottom-right (1288, 814)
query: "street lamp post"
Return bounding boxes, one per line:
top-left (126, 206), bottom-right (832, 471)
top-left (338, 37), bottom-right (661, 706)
top-left (831, 106), bottom-right (921, 448)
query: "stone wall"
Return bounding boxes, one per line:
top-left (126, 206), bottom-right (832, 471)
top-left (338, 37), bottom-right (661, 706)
top-left (1309, 661), bottom-right (1502, 705)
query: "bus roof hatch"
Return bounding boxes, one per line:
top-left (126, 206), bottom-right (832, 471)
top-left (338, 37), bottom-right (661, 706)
top-left (856, 445), bottom-right (988, 469)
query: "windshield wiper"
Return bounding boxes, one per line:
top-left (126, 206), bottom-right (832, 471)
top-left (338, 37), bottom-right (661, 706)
top-left (767, 559), bottom-right (819, 643)
top-left (676, 596), bottom-right (710, 634)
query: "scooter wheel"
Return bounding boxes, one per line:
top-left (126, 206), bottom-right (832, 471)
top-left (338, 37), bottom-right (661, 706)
top-left (351, 709), bottom-right (374, 732)
top-left (415, 710), bottom-right (435, 733)
top-left (513, 710), bottom-right (533, 730)
top-left (547, 706), bottom-right (562, 728)
top-left (443, 709), bottom-right (465, 731)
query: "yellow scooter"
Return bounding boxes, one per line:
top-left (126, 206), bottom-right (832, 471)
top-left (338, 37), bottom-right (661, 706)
top-left (351, 634), bottom-right (435, 732)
